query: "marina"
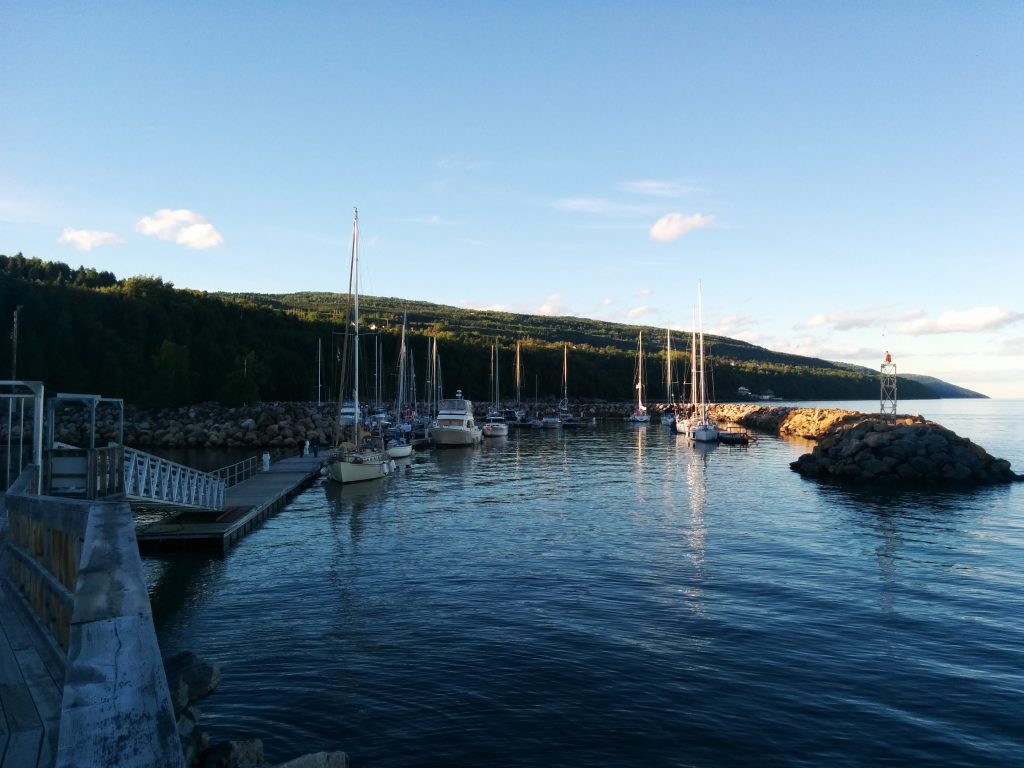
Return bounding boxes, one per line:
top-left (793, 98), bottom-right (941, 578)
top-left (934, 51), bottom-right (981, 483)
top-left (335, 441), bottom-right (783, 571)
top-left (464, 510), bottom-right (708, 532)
top-left (147, 400), bottom-right (1024, 767)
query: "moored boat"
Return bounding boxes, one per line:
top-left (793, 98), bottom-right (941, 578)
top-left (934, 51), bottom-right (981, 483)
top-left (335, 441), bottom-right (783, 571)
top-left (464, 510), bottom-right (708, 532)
top-left (326, 208), bottom-right (395, 484)
top-left (433, 391), bottom-right (483, 447)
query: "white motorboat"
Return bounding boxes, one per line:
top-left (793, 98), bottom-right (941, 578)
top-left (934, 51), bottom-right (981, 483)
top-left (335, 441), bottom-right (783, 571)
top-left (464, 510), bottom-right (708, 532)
top-left (433, 391), bottom-right (483, 447)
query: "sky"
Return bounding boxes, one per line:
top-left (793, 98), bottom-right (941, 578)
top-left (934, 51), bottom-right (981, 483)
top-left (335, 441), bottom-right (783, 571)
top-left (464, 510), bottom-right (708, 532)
top-left (2, 2), bottom-right (1022, 397)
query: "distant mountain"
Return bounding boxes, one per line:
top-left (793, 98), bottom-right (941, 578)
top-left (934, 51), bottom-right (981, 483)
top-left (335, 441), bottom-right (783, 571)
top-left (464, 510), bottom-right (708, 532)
top-left (0, 253), bottom-right (981, 407)
top-left (900, 375), bottom-right (987, 399)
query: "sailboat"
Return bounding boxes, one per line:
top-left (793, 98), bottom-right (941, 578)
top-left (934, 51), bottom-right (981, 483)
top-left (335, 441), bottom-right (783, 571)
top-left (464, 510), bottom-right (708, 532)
top-left (627, 332), bottom-right (651, 423)
top-left (684, 284), bottom-right (720, 443)
top-left (558, 344), bottom-right (595, 427)
top-left (502, 341), bottom-right (527, 426)
top-left (483, 342), bottom-right (509, 437)
top-left (386, 312), bottom-right (414, 458)
top-left (660, 328), bottom-right (676, 425)
top-left (325, 209), bottom-right (395, 484)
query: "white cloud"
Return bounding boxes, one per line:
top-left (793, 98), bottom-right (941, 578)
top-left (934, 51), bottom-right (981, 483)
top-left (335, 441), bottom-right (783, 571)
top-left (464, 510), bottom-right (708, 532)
top-left (894, 307), bottom-right (1023, 335)
top-left (135, 209), bottom-right (223, 249)
top-left (537, 293), bottom-right (566, 316)
top-left (552, 197), bottom-right (657, 217)
top-left (57, 228), bottom-right (124, 251)
top-left (404, 214), bottom-right (444, 225)
top-left (649, 212), bottom-right (714, 242)
top-left (627, 306), bottom-right (652, 318)
top-left (798, 306), bottom-right (893, 331)
top-left (636, 288), bottom-right (652, 297)
top-left (620, 179), bottom-right (694, 197)
top-left (710, 314), bottom-right (756, 337)
top-left (601, 298), bottom-right (615, 306)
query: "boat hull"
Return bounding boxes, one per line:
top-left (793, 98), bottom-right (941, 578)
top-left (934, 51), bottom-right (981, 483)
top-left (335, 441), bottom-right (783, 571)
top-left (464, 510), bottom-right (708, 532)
top-left (325, 455), bottom-right (393, 484)
top-left (433, 427), bottom-right (482, 446)
top-left (387, 443), bottom-right (413, 458)
top-left (482, 424), bottom-right (509, 437)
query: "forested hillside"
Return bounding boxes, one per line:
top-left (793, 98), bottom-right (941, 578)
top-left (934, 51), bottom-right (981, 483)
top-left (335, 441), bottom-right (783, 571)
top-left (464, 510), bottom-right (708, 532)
top-left (0, 253), bottom-right (971, 408)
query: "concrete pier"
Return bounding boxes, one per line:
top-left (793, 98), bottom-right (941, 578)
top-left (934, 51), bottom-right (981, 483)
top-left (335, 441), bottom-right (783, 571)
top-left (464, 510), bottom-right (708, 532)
top-left (136, 454), bottom-right (327, 555)
top-left (1, 467), bottom-right (184, 768)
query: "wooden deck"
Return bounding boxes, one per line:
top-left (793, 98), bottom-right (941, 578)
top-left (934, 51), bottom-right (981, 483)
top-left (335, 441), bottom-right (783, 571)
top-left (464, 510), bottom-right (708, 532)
top-left (0, 580), bottom-right (63, 768)
top-left (136, 454), bottom-right (327, 555)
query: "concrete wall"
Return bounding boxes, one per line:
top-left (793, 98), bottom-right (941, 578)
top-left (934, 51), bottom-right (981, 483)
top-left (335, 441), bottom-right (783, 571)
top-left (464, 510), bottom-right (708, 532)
top-left (3, 467), bottom-right (185, 768)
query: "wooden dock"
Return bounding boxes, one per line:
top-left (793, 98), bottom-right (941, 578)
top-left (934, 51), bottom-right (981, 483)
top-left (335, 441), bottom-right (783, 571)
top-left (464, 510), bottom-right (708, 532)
top-left (136, 454), bottom-right (327, 555)
top-left (0, 580), bottom-right (63, 768)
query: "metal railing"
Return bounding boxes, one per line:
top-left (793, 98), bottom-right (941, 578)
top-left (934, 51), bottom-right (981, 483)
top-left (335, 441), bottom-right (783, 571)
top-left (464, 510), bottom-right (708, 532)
top-left (123, 447), bottom-right (226, 509)
top-left (213, 455), bottom-right (259, 487)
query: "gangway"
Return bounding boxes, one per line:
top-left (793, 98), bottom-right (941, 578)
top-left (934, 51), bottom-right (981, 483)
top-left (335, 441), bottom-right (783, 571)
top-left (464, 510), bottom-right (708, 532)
top-left (41, 393), bottom-right (226, 510)
top-left (123, 447), bottom-right (226, 510)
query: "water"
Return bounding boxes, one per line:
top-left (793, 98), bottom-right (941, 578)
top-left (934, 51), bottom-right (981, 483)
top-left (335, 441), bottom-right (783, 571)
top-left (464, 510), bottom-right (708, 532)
top-left (147, 400), bottom-right (1024, 767)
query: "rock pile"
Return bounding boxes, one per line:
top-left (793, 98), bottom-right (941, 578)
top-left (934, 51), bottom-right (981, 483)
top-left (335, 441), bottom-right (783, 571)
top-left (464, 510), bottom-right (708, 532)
top-left (164, 651), bottom-right (349, 768)
top-left (706, 404), bottom-right (913, 439)
top-left (789, 418), bottom-right (1021, 485)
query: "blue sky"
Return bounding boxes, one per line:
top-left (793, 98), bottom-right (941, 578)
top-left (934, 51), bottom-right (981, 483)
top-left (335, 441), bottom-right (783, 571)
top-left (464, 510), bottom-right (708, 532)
top-left (2, 2), bottom-right (1022, 397)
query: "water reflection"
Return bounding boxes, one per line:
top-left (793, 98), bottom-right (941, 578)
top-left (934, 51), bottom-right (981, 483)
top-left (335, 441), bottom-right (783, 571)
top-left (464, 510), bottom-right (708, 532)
top-left (323, 476), bottom-right (390, 544)
top-left (681, 441), bottom-right (715, 617)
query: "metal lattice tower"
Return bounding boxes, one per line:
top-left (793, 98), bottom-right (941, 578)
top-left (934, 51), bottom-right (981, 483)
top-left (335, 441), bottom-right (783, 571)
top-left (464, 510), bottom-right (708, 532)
top-left (880, 351), bottom-right (897, 422)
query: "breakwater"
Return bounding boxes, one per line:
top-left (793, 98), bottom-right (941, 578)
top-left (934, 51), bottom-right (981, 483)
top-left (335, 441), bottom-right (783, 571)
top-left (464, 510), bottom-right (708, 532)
top-left (704, 404), bottom-right (1020, 485)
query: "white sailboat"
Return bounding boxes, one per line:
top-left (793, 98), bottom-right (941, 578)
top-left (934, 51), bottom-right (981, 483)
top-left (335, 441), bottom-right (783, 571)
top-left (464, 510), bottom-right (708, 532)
top-left (502, 341), bottom-right (527, 425)
top-left (326, 209), bottom-right (395, 484)
top-left (627, 332), bottom-right (651, 423)
top-left (483, 343), bottom-right (509, 437)
top-left (387, 312), bottom-right (414, 458)
top-left (660, 328), bottom-right (676, 424)
top-left (685, 284), bottom-right (720, 443)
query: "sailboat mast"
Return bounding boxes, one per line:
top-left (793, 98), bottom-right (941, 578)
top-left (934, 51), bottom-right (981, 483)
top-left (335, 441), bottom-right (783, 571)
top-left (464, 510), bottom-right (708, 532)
top-left (665, 329), bottom-right (672, 403)
top-left (352, 209), bottom-right (360, 427)
top-left (563, 344), bottom-right (568, 402)
top-left (698, 283), bottom-right (707, 421)
top-left (637, 332), bottom-right (644, 410)
top-left (515, 341), bottom-right (522, 404)
top-left (690, 309), bottom-right (698, 410)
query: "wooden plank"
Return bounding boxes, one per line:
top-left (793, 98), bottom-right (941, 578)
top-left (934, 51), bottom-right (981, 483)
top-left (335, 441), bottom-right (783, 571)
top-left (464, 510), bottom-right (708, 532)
top-left (0, 683), bottom-right (42, 768)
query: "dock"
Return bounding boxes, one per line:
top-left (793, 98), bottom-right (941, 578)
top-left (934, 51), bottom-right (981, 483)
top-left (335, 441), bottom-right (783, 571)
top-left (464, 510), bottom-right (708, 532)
top-left (0, 579), bottom-right (62, 768)
top-left (136, 454), bottom-right (327, 555)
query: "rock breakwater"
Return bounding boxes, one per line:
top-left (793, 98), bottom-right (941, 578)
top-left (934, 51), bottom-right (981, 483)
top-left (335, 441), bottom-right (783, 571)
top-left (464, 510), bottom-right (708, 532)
top-left (789, 418), bottom-right (1020, 485)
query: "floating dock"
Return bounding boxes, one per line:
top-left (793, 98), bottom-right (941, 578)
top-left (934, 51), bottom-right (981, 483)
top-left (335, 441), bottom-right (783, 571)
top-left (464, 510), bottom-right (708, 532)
top-left (136, 454), bottom-right (327, 555)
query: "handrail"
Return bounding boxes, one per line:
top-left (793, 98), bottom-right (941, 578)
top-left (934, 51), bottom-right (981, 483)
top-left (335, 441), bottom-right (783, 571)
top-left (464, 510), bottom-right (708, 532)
top-left (123, 447), bottom-right (225, 509)
top-left (212, 455), bottom-right (259, 487)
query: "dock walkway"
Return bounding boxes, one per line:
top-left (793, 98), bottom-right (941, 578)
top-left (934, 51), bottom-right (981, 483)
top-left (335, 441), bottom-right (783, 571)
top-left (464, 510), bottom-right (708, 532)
top-left (136, 453), bottom-right (328, 554)
top-left (0, 577), bottom-right (62, 768)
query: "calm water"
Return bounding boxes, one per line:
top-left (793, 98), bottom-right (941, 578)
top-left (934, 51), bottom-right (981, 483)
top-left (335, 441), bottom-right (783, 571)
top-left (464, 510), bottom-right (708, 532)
top-left (147, 400), bottom-right (1024, 767)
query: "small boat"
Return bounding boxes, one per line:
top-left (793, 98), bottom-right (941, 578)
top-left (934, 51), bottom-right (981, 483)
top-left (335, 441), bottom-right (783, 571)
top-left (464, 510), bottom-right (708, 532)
top-left (660, 328), bottom-right (677, 424)
top-left (326, 208), bottom-right (395, 484)
top-left (482, 343), bottom-right (509, 437)
top-left (556, 344), bottom-right (596, 427)
top-left (627, 332), bottom-right (651, 423)
top-left (433, 390), bottom-right (483, 447)
top-left (684, 284), bottom-right (720, 443)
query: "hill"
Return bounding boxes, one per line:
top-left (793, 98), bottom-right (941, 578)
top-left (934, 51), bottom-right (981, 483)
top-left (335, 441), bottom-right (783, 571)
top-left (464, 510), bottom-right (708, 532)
top-left (0, 253), bottom-right (982, 408)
